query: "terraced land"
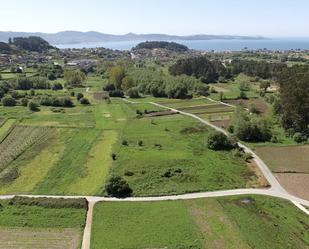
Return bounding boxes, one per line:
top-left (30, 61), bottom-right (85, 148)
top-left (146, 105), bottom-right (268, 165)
top-left (91, 195), bottom-right (309, 249)
top-left (0, 197), bottom-right (87, 249)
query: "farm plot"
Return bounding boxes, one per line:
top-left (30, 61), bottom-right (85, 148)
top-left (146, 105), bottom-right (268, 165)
top-left (0, 197), bottom-right (87, 249)
top-left (255, 145), bottom-right (309, 200)
top-left (0, 118), bottom-right (16, 139)
top-left (223, 98), bottom-right (270, 115)
top-left (91, 195), bottom-right (309, 249)
top-left (110, 102), bottom-right (259, 196)
top-left (21, 106), bottom-right (95, 128)
top-left (0, 126), bottom-right (53, 173)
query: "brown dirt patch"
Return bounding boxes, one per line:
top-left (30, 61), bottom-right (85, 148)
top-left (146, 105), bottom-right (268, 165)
top-left (178, 104), bottom-right (226, 112)
top-left (144, 110), bottom-right (178, 117)
top-left (0, 228), bottom-right (81, 249)
top-left (255, 146), bottom-right (309, 173)
top-left (224, 98), bottom-right (269, 115)
top-left (275, 173), bottom-right (309, 200)
top-left (246, 160), bottom-right (269, 188)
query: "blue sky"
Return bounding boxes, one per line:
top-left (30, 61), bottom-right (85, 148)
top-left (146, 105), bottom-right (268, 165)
top-left (1, 0), bottom-right (308, 37)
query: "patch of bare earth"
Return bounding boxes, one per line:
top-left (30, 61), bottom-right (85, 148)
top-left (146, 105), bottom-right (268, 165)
top-left (224, 98), bottom-right (269, 115)
top-left (0, 228), bottom-right (81, 249)
top-left (144, 110), bottom-right (178, 117)
top-left (210, 119), bottom-right (231, 129)
top-left (275, 173), bottom-right (309, 200)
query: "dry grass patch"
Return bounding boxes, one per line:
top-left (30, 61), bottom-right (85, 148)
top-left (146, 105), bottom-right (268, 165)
top-left (0, 228), bottom-right (81, 249)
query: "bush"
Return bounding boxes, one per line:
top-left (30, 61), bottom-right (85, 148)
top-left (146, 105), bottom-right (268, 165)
top-left (122, 140), bottom-right (128, 146)
top-left (138, 140), bottom-right (143, 146)
top-left (20, 98), bottom-right (29, 106)
top-left (207, 131), bottom-right (237, 150)
top-left (76, 93), bottom-right (84, 100)
top-left (293, 132), bottom-right (307, 143)
top-left (127, 87), bottom-right (140, 98)
top-left (109, 89), bottom-right (124, 98)
top-left (105, 175), bottom-right (132, 198)
top-left (80, 97), bottom-right (90, 105)
top-left (51, 82), bottom-right (63, 90)
top-left (2, 96), bottom-right (16, 106)
top-left (28, 101), bottom-right (39, 111)
top-left (111, 153), bottom-right (117, 160)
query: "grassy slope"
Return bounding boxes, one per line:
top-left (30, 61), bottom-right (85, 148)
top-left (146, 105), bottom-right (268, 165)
top-left (91, 196), bottom-right (309, 249)
top-left (0, 119), bottom-right (16, 138)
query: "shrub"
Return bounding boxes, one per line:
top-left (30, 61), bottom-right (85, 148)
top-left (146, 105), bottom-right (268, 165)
top-left (2, 96), bottom-right (16, 106)
top-left (122, 140), bottom-right (128, 146)
top-left (127, 87), bottom-right (140, 98)
top-left (105, 175), bottom-right (132, 198)
top-left (80, 97), bottom-right (90, 105)
top-left (111, 153), bottom-right (117, 160)
top-left (28, 101), bottom-right (39, 111)
top-left (207, 131), bottom-right (237, 150)
top-left (109, 89), bottom-right (124, 98)
top-left (293, 132), bottom-right (307, 143)
top-left (124, 170), bottom-right (134, 176)
top-left (20, 98), bottom-right (29, 107)
top-left (76, 93), bottom-right (84, 100)
top-left (70, 91), bottom-right (75, 97)
top-left (51, 83), bottom-right (63, 90)
top-left (138, 140), bottom-right (143, 146)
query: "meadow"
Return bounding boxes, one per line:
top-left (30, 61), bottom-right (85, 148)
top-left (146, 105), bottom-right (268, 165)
top-left (91, 195), bottom-right (309, 249)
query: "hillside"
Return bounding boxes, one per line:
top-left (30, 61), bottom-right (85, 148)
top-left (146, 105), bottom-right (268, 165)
top-left (0, 31), bottom-right (267, 45)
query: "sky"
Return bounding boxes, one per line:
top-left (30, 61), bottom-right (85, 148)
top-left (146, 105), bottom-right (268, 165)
top-left (1, 0), bottom-right (309, 37)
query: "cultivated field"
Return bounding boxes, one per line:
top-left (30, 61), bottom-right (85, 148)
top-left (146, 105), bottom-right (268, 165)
top-left (91, 195), bottom-right (309, 249)
top-left (0, 197), bottom-right (87, 249)
top-left (255, 145), bottom-right (309, 200)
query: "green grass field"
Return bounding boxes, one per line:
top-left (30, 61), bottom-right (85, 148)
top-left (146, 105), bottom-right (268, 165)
top-left (0, 198), bottom-right (87, 249)
top-left (110, 102), bottom-right (257, 196)
top-left (91, 196), bottom-right (309, 249)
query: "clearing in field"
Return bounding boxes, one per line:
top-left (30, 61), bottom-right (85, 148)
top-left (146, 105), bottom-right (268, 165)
top-left (91, 195), bottom-right (309, 249)
top-left (255, 145), bottom-right (309, 200)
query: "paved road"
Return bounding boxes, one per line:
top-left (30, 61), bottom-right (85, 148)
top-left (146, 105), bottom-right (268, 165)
top-left (1, 97), bottom-right (308, 249)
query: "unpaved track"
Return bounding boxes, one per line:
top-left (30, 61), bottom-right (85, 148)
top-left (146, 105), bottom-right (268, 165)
top-left (1, 97), bottom-right (308, 249)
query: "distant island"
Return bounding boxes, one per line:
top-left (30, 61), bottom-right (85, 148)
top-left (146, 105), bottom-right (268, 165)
top-left (0, 31), bottom-right (267, 45)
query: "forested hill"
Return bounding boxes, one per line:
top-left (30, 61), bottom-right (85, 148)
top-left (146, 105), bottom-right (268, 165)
top-left (133, 41), bottom-right (189, 52)
top-left (0, 36), bottom-right (55, 53)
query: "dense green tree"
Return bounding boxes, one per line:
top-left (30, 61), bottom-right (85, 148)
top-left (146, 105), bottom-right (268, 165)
top-left (105, 175), bottom-right (132, 198)
top-left (64, 70), bottom-right (86, 87)
top-left (109, 66), bottom-right (125, 89)
top-left (278, 66), bottom-right (309, 133)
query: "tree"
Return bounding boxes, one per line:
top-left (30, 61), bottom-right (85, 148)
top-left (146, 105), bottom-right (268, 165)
top-left (207, 131), bottom-right (236, 150)
top-left (21, 98), bottom-right (29, 107)
top-left (2, 96), bottom-right (16, 106)
top-left (76, 93), bottom-right (84, 101)
top-left (109, 66), bottom-right (125, 89)
top-left (278, 66), bottom-right (309, 133)
top-left (64, 70), bottom-right (86, 87)
top-left (260, 81), bottom-right (271, 95)
top-left (80, 97), bottom-right (90, 105)
top-left (28, 101), bottom-right (39, 111)
top-left (127, 87), bottom-right (140, 98)
top-left (229, 107), bottom-right (272, 142)
top-left (105, 175), bottom-right (132, 197)
top-left (121, 76), bottom-right (135, 91)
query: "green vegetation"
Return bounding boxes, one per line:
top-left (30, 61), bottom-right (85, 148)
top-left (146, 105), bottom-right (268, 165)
top-left (91, 196), bottom-right (309, 249)
top-left (0, 197), bottom-right (86, 229)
